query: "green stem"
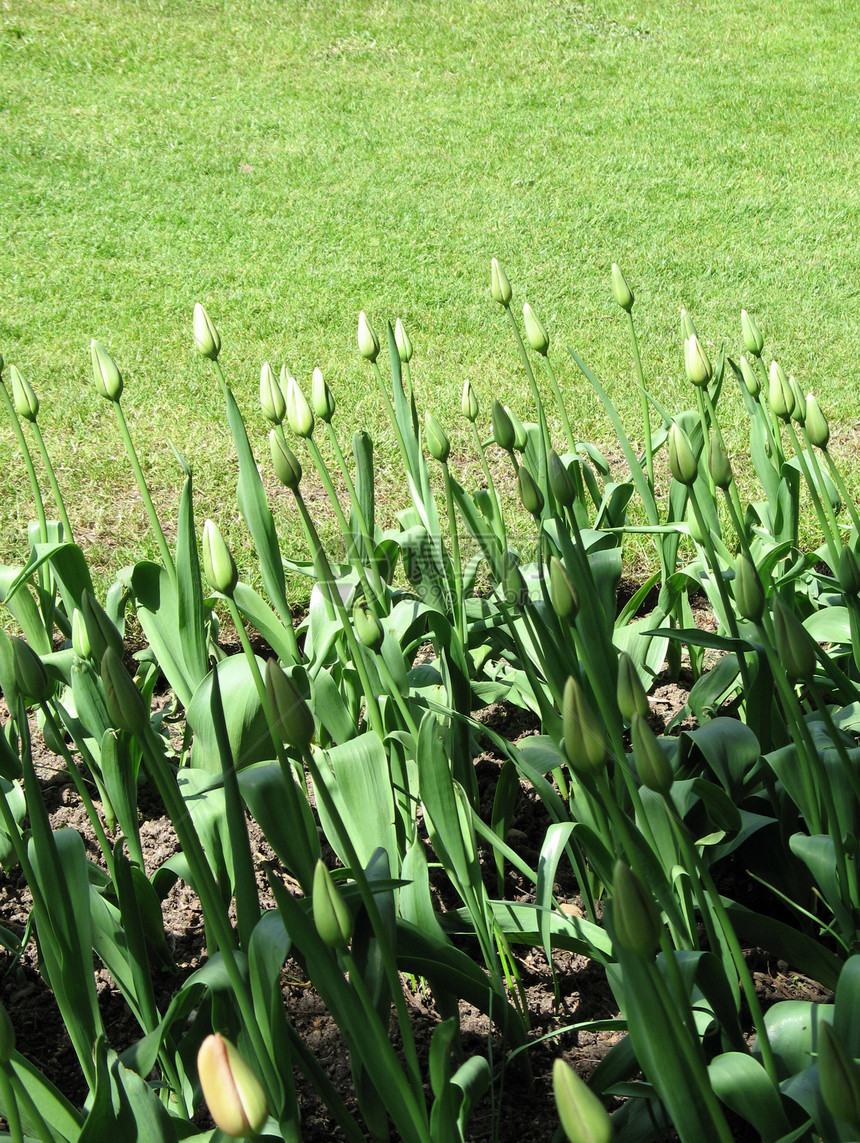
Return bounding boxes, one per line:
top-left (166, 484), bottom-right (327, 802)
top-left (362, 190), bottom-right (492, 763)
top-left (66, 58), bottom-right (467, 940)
top-left (113, 402), bottom-right (176, 584)
top-left (0, 381), bottom-right (47, 542)
top-left (626, 310), bottom-right (654, 491)
top-left (785, 422), bottom-right (841, 571)
top-left (540, 356), bottom-right (576, 453)
top-left (322, 421), bottom-right (387, 600)
top-left (823, 449), bottom-right (860, 539)
top-left (30, 421), bottom-right (74, 542)
top-left (441, 461), bottom-right (467, 645)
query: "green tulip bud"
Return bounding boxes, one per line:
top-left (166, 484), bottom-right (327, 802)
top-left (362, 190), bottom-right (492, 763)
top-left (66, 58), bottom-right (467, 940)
top-left (734, 554), bottom-right (765, 623)
top-left (549, 557), bottom-right (579, 624)
top-left (612, 860), bottom-right (661, 956)
top-left (461, 378), bottom-right (479, 422)
top-left (357, 311), bottom-right (380, 362)
top-left (90, 340), bottom-right (123, 402)
top-left (523, 302), bottom-right (549, 356)
top-left (839, 547), bottom-right (860, 597)
top-left (818, 1022), bottom-right (860, 1132)
top-left (739, 355), bottom-right (761, 398)
top-left (72, 608), bottom-right (91, 660)
top-left (265, 658), bottom-right (314, 751)
top-left (617, 652), bottom-right (648, 721)
top-left (259, 362), bottom-right (285, 425)
top-left (502, 561), bottom-right (526, 607)
top-left (768, 360), bottom-right (794, 421)
top-left (10, 365), bottom-right (38, 422)
top-left (197, 1033), bottom-right (268, 1139)
top-left (100, 645), bottom-right (149, 736)
top-left (285, 374), bottom-right (314, 439)
top-left (680, 308), bottom-right (698, 341)
top-left (394, 318), bottom-right (413, 363)
top-left (518, 465), bottom-right (544, 518)
top-left (549, 450), bottom-right (576, 509)
top-left (684, 334), bottom-right (712, 387)
top-left (80, 590), bottom-right (124, 661)
top-left (353, 600), bottom-right (384, 652)
top-left (611, 262), bottom-right (634, 313)
top-left (631, 712), bottom-right (673, 795)
top-left (708, 434), bottom-right (732, 490)
top-left (806, 393), bottom-right (830, 449)
top-left (686, 502), bottom-right (705, 545)
top-left (492, 400), bottom-right (516, 452)
top-left (269, 431), bottom-right (303, 490)
top-left (313, 860), bottom-right (353, 950)
top-left (789, 377), bottom-right (806, 425)
top-left (0, 354), bottom-right (4, 377)
top-left (202, 519), bottom-right (238, 596)
top-left (563, 676), bottom-right (605, 776)
top-left (741, 309), bottom-right (764, 358)
top-left (11, 638), bottom-right (52, 704)
top-left (425, 411), bottom-right (450, 464)
top-left (773, 596), bottom-right (817, 681)
top-left (668, 422), bottom-right (698, 486)
top-left (506, 405), bottom-right (528, 451)
top-left (553, 1058), bottom-right (615, 1143)
top-left (311, 367), bottom-right (336, 422)
top-left (491, 257), bottom-right (513, 308)
top-left (193, 303), bottom-right (221, 361)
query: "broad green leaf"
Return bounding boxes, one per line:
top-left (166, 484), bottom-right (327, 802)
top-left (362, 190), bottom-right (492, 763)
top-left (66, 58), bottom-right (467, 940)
top-left (314, 733), bottom-right (398, 873)
top-left (130, 561), bottom-right (196, 710)
top-left (187, 655), bottom-right (270, 774)
top-left (708, 1053), bottom-right (792, 1142)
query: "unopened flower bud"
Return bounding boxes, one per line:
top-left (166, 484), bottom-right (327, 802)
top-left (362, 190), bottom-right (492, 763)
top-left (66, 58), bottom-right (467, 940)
top-left (611, 263), bottom-right (634, 312)
top-left (90, 340), bottom-right (123, 402)
top-left (684, 334), bottom-right (712, 388)
top-left (357, 311), bottom-right (380, 362)
top-left (11, 638), bottom-right (52, 704)
top-left (311, 367), bottom-right (336, 422)
top-left (394, 318), bottom-right (413, 363)
top-left (612, 861), bottom-right (661, 956)
top-left (563, 676), bottom-right (605, 776)
top-left (631, 713), bottom-right (673, 795)
top-left (708, 434), bottom-right (732, 490)
top-left (265, 658), bottom-right (314, 751)
top-left (425, 411), bottom-right (450, 464)
top-left (553, 1058), bottom-right (615, 1143)
top-left (269, 431), bottom-right (303, 490)
top-left (285, 374), bottom-right (314, 438)
top-left (101, 645), bottom-right (149, 736)
top-left (550, 557), bottom-right (579, 624)
top-left (353, 600), bottom-right (384, 652)
top-left (492, 401), bottom-right (516, 452)
top-left (313, 860), bottom-right (353, 950)
top-left (768, 360), bottom-right (794, 421)
top-left (523, 303), bottom-right (549, 356)
top-left (518, 465), bottom-right (544, 518)
top-left (773, 596), bottom-right (817, 681)
top-left (686, 502), bottom-right (705, 545)
top-left (839, 547), bottom-right (860, 597)
top-left (739, 355), bottom-right (761, 398)
top-left (203, 519), bottom-right (238, 597)
top-left (461, 379), bottom-right (479, 422)
top-left (197, 1033), bottom-right (268, 1139)
top-left (617, 652), bottom-right (648, 721)
top-left (805, 393), bottom-right (829, 449)
top-left (80, 590), bottom-right (124, 661)
top-left (502, 561), bottom-right (526, 607)
top-left (10, 365), bottom-right (38, 421)
top-left (734, 554), bottom-right (765, 623)
top-left (680, 308), bottom-right (698, 342)
top-left (491, 258), bottom-right (513, 308)
top-left (549, 450), bottom-right (576, 508)
top-left (72, 608), bottom-right (91, 660)
top-left (668, 422), bottom-right (698, 486)
top-left (789, 377), bottom-right (806, 425)
top-left (741, 309), bottom-right (764, 358)
top-left (506, 405), bottom-right (528, 451)
top-left (193, 304), bottom-right (221, 361)
top-left (259, 362), bottom-right (285, 425)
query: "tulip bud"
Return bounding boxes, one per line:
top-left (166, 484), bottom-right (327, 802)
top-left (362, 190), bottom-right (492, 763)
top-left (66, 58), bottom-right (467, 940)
top-left (708, 434), bottom-right (732, 490)
top-left (502, 560), bottom-right (526, 607)
top-left (739, 355), bottom-right (761, 398)
top-left (768, 360), bottom-right (794, 421)
top-left (789, 377), bottom-right (806, 425)
top-left (101, 645), bottom-right (149, 736)
top-left (491, 400), bottom-right (516, 452)
top-left (285, 374), bottom-right (314, 439)
top-left (197, 1033), bottom-right (268, 1139)
top-left (506, 405), bottom-right (528, 452)
top-left (818, 1022), bottom-right (860, 1132)
top-left (610, 262), bottom-right (634, 313)
top-left (734, 554), bottom-right (765, 623)
top-left (394, 318), bottom-right (413, 363)
top-left (311, 367), bottom-right (336, 423)
top-left (617, 652), bottom-right (648, 721)
top-left (550, 557), bottom-right (579, 624)
top-left (491, 258), bottom-right (513, 308)
top-left (612, 861), bottom-right (661, 956)
top-left (313, 860), bottom-right (353, 950)
top-left (631, 713), bottom-right (673, 795)
top-left (10, 365), bottom-right (38, 422)
top-left (461, 379), bottom-right (479, 422)
top-left (741, 309), bottom-right (764, 358)
top-left (90, 340), bottom-right (123, 402)
top-left (425, 411), bottom-right (450, 464)
top-left (686, 502), bottom-right (705, 545)
top-left (269, 431), bottom-right (303, 490)
top-left (0, 354), bottom-right (4, 377)
top-left (563, 676), bottom-right (605, 776)
top-left (0, 1002), bottom-right (15, 1064)
top-left (684, 334), bottom-right (712, 388)
top-left (668, 422), bottom-right (698, 486)
top-left (805, 393), bottom-right (830, 449)
top-left (72, 608), bottom-right (91, 660)
top-left (839, 547), bottom-right (860, 597)
top-left (553, 1058), bottom-right (615, 1143)
top-left (80, 590), bottom-right (124, 661)
top-left (11, 638), bottom-right (52, 704)
top-left (549, 450), bottom-right (576, 509)
top-left (773, 596), bottom-right (817, 681)
top-left (523, 303), bottom-right (549, 356)
top-left (353, 600), bottom-right (384, 652)
top-left (202, 519), bottom-right (238, 596)
top-left (259, 362), bottom-right (285, 425)
top-left (518, 465), bottom-right (544, 518)
top-left (357, 311), bottom-right (380, 362)
top-left (193, 303), bottom-right (221, 361)
top-left (680, 308), bottom-right (698, 342)
top-left (265, 658), bottom-right (314, 751)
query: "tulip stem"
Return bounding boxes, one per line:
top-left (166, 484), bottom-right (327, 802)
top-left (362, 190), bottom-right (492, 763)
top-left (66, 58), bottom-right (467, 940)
top-left (625, 310), bottom-right (654, 491)
top-left (112, 402), bottom-right (177, 585)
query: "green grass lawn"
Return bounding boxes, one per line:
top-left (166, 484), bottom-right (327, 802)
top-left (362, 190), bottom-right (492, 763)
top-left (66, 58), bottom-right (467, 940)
top-left (2, 0), bottom-right (860, 595)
